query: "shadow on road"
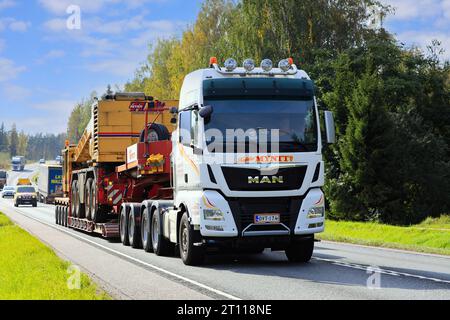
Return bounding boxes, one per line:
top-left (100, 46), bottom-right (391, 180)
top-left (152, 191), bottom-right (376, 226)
top-left (197, 248), bottom-right (450, 291)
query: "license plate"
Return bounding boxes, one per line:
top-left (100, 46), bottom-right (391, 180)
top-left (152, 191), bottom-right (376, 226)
top-left (254, 214), bottom-right (281, 224)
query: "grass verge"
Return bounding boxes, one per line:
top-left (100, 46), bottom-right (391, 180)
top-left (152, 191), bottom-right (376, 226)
top-left (0, 212), bottom-right (110, 300)
top-left (317, 216), bottom-right (450, 256)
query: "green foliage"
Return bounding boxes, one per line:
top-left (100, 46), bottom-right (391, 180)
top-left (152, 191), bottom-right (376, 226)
top-left (118, 0), bottom-right (449, 226)
top-left (67, 93), bottom-right (97, 144)
top-left (323, 35), bottom-right (450, 225)
top-left (26, 133), bottom-right (66, 161)
top-left (8, 124), bottom-right (18, 156)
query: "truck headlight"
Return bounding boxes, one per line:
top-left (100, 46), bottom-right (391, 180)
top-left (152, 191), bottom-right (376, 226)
top-left (203, 209), bottom-right (225, 221)
top-left (307, 206), bottom-right (325, 219)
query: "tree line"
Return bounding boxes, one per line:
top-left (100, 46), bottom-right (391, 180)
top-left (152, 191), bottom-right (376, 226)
top-left (0, 122), bottom-right (66, 162)
top-left (66, 0), bottom-right (449, 225)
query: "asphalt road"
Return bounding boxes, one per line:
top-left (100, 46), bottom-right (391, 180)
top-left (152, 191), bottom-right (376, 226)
top-left (1, 166), bottom-right (449, 300)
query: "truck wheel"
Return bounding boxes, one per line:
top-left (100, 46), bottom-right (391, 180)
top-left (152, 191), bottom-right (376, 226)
top-left (141, 207), bottom-right (153, 253)
top-left (119, 206), bottom-right (129, 246)
top-left (128, 209), bottom-right (142, 249)
top-left (285, 236), bottom-right (314, 263)
top-left (90, 179), bottom-right (102, 223)
top-left (151, 208), bottom-right (172, 256)
top-left (62, 207), bottom-right (69, 228)
top-left (85, 178), bottom-right (93, 221)
top-left (55, 206), bottom-right (60, 225)
top-left (71, 180), bottom-right (78, 218)
top-left (77, 183), bottom-right (85, 219)
top-left (179, 212), bottom-right (205, 266)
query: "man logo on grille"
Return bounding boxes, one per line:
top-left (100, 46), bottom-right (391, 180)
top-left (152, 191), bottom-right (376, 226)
top-left (248, 176), bottom-right (284, 184)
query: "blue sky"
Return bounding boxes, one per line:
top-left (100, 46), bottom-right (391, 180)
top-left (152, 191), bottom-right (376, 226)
top-left (0, 0), bottom-right (448, 134)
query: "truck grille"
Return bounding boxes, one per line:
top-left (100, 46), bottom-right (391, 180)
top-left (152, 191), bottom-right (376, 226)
top-left (222, 166), bottom-right (307, 191)
top-left (227, 196), bottom-right (303, 236)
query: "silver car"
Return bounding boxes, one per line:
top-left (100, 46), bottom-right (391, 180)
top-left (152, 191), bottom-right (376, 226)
top-left (2, 186), bottom-right (15, 198)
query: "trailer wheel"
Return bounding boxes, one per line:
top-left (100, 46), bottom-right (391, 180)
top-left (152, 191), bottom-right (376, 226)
top-left (128, 208), bottom-right (142, 249)
top-left (285, 236), bottom-right (314, 263)
top-left (90, 179), bottom-right (103, 223)
top-left (85, 178), bottom-right (93, 221)
top-left (63, 207), bottom-right (68, 227)
top-left (141, 207), bottom-right (153, 253)
top-left (71, 180), bottom-right (78, 218)
top-left (55, 206), bottom-right (60, 225)
top-left (151, 208), bottom-right (172, 256)
top-left (179, 212), bottom-right (205, 266)
top-left (119, 206), bottom-right (129, 246)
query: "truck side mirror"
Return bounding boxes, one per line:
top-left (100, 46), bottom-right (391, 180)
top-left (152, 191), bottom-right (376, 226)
top-left (324, 111), bottom-right (336, 144)
top-left (199, 105), bottom-right (213, 118)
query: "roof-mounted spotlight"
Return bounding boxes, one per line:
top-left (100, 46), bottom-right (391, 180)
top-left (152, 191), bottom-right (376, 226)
top-left (243, 59), bottom-right (255, 72)
top-left (224, 58), bottom-right (238, 72)
top-left (278, 58), bottom-right (293, 72)
top-left (261, 59), bottom-right (273, 72)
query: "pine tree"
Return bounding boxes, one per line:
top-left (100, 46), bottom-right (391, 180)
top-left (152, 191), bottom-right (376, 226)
top-left (331, 72), bottom-right (395, 221)
top-left (9, 124), bottom-right (19, 156)
top-left (0, 122), bottom-right (8, 153)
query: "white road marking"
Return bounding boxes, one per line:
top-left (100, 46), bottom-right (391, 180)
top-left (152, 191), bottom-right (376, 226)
top-left (5, 202), bottom-right (241, 301)
top-left (314, 257), bottom-right (450, 284)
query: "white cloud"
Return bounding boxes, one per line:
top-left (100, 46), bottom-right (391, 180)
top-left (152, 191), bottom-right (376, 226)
top-left (39, 0), bottom-right (165, 15)
top-left (86, 58), bottom-right (140, 77)
top-left (1, 84), bottom-right (31, 101)
top-left (35, 49), bottom-right (66, 64)
top-left (384, 0), bottom-right (450, 23)
top-left (0, 0), bottom-right (16, 11)
top-left (0, 18), bottom-right (31, 32)
top-left (397, 30), bottom-right (450, 60)
top-left (0, 58), bottom-right (26, 81)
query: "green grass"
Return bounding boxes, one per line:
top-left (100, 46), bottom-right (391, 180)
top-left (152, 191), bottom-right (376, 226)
top-left (417, 215), bottom-right (450, 230)
top-left (318, 216), bottom-right (450, 256)
top-left (0, 212), bottom-right (110, 300)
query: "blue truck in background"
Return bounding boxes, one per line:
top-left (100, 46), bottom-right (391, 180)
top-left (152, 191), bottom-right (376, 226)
top-left (37, 164), bottom-right (63, 204)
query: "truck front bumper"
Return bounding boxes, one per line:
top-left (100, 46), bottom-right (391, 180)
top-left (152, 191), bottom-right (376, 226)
top-left (199, 188), bottom-right (325, 238)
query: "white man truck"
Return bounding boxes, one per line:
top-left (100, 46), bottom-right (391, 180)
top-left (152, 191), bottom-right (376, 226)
top-left (55, 57), bottom-right (336, 266)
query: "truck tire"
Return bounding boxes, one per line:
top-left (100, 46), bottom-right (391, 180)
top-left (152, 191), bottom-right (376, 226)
top-left (140, 124), bottom-right (170, 143)
top-left (90, 179), bottom-right (102, 223)
top-left (179, 212), bottom-right (205, 266)
top-left (128, 208), bottom-right (142, 249)
top-left (55, 206), bottom-right (60, 225)
top-left (141, 207), bottom-right (153, 253)
top-left (85, 178), bottom-right (93, 221)
top-left (151, 207), bottom-right (172, 256)
top-left (71, 180), bottom-right (78, 218)
top-left (77, 182), bottom-right (85, 219)
top-left (62, 207), bottom-right (66, 227)
top-left (285, 236), bottom-right (314, 263)
top-left (119, 206), bottom-right (129, 246)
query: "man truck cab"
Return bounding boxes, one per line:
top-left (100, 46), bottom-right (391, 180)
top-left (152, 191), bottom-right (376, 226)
top-left (167, 58), bottom-right (335, 264)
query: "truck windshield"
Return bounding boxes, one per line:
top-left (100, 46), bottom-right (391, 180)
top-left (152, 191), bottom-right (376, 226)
top-left (204, 99), bottom-right (318, 153)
